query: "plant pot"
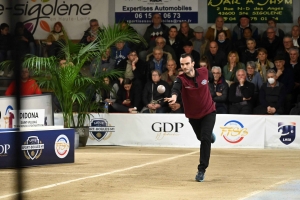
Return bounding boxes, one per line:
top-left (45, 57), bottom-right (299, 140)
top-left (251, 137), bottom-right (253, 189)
top-left (74, 127), bottom-right (89, 147)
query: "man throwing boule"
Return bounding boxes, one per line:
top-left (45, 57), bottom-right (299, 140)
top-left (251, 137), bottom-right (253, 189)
top-left (165, 53), bottom-right (216, 182)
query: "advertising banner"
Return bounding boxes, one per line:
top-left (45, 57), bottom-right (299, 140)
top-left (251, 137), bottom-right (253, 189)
top-left (115, 0), bottom-right (198, 24)
top-left (265, 116), bottom-right (300, 148)
top-left (213, 114), bottom-right (265, 148)
top-left (0, 94), bottom-right (54, 131)
top-left (0, 128), bottom-right (74, 168)
top-left (0, 0), bottom-right (108, 39)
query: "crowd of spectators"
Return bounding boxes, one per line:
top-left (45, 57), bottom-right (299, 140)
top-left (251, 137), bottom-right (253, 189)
top-left (1, 14), bottom-right (300, 115)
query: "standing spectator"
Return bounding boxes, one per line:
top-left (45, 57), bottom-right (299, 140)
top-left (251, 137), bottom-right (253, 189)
top-left (190, 26), bottom-right (209, 58)
top-left (241, 38), bottom-right (258, 65)
top-left (274, 55), bottom-right (294, 114)
top-left (161, 59), bottom-right (179, 87)
top-left (182, 41), bottom-right (200, 69)
top-left (260, 27), bottom-right (283, 62)
top-left (166, 26), bottom-right (183, 66)
top-left (232, 15), bottom-right (258, 42)
top-left (209, 66), bottom-right (229, 114)
top-left (253, 69), bottom-right (286, 115)
top-left (261, 18), bottom-right (285, 41)
top-left (13, 22), bottom-right (36, 58)
top-left (177, 21), bottom-right (194, 42)
top-left (80, 19), bottom-right (102, 45)
top-left (0, 23), bottom-right (13, 64)
top-left (143, 13), bottom-right (169, 47)
top-left (205, 41), bottom-right (227, 70)
top-left (205, 16), bottom-right (231, 42)
top-left (255, 48), bottom-right (275, 82)
top-left (142, 70), bottom-right (170, 113)
top-left (291, 25), bottom-right (300, 47)
top-left (228, 69), bottom-right (255, 114)
top-left (5, 67), bottom-right (42, 96)
top-left (223, 51), bottom-right (245, 86)
top-left (246, 61), bottom-right (263, 107)
top-left (216, 30), bottom-right (232, 57)
top-left (45, 22), bottom-right (66, 57)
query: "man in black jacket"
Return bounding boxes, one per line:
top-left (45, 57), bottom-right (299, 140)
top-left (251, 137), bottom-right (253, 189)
top-left (209, 66), bottom-right (229, 114)
top-left (205, 41), bottom-right (227, 71)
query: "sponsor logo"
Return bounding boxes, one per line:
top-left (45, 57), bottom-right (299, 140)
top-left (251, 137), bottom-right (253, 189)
top-left (220, 120), bottom-right (248, 143)
top-left (22, 136), bottom-right (44, 160)
top-left (2, 105), bottom-right (14, 128)
top-left (54, 134), bottom-right (70, 158)
top-left (0, 144), bottom-right (10, 156)
top-left (152, 122), bottom-right (183, 140)
top-left (278, 122), bottom-right (296, 145)
top-left (0, 0), bottom-right (92, 34)
top-left (89, 119), bottom-right (115, 142)
top-left (201, 79), bottom-right (207, 85)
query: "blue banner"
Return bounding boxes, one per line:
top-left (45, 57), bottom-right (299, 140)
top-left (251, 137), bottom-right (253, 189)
top-left (0, 129), bottom-right (74, 168)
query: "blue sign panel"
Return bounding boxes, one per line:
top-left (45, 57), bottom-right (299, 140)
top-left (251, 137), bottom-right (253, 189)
top-left (0, 129), bottom-right (74, 168)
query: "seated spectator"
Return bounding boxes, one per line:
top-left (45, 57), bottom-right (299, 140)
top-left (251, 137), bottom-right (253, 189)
top-left (13, 22), bottom-right (36, 58)
top-left (80, 19), bottom-right (102, 45)
top-left (90, 49), bottom-right (114, 76)
top-left (142, 70), bottom-right (170, 113)
top-left (177, 21), bottom-right (194, 42)
top-left (146, 36), bottom-right (176, 61)
top-left (166, 26), bottom-right (183, 66)
top-left (234, 27), bottom-right (254, 58)
top-left (45, 22), bottom-right (66, 57)
top-left (199, 55), bottom-right (212, 71)
top-left (182, 40), bottom-right (200, 68)
top-left (5, 67), bottom-right (42, 96)
top-left (232, 14), bottom-right (258, 42)
top-left (190, 26), bottom-right (209, 57)
top-left (146, 47), bottom-right (168, 81)
top-left (119, 20), bottom-right (139, 50)
top-left (111, 78), bottom-right (142, 113)
top-left (116, 49), bottom-right (146, 85)
top-left (246, 61), bottom-right (263, 107)
top-left (205, 41), bottom-right (227, 71)
top-left (253, 69), bottom-right (286, 115)
top-left (241, 38), bottom-right (258, 65)
top-left (216, 30), bottom-right (232, 57)
top-left (205, 16), bottom-right (231, 41)
top-left (261, 18), bottom-right (285, 41)
top-left (209, 66), bottom-right (229, 114)
top-left (228, 69), bottom-right (255, 114)
top-left (0, 23), bottom-right (13, 63)
top-left (143, 13), bottom-right (169, 47)
top-left (260, 27), bottom-right (283, 62)
top-left (111, 40), bottom-right (131, 67)
top-left (255, 48), bottom-right (275, 82)
top-left (96, 77), bottom-right (119, 112)
top-left (274, 55), bottom-right (294, 114)
top-left (276, 36), bottom-right (293, 64)
top-left (223, 51), bottom-right (245, 86)
top-left (161, 59), bottom-right (178, 87)
top-left (291, 25), bottom-right (300, 48)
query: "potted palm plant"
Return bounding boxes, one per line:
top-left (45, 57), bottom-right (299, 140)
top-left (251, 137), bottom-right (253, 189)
top-left (18, 24), bottom-right (146, 146)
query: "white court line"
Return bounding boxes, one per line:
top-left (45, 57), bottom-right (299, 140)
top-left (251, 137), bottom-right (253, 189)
top-left (239, 179), bottom-right (291, 200)
top-left (0, 150), bottom-right (199, 199)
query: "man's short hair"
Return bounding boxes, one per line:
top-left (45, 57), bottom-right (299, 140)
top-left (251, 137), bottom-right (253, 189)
top-left (246, 61), bottom-right (256, 69)
top-left (151, 69), bottom-right (161, 76)
top-left (169, 25), bottom-right (178, 31)
top-left (180, 53), bottom-right (194, 62)
top-left (267, 18), bottom-right (277, 24)
top-left (236, 69), bottom-right (246, 76)
top-left (155, 36), bottom-right (166, 43)
top-left (266, 69), bottom-right (276, 75)
top-left (211, 66), bottom-right (222, 73)
top-left (0, 23), bottom-right (9, 30)
top-left (289, 47), bottom-right (299, 55)
top-left (152, 46), bottom-right (163, 54)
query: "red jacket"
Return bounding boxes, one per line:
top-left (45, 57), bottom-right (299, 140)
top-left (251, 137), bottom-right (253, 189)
top-left (177, 67), bottom-right (215, 119)
top-left (5, 79), bottom-right (42, 96)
